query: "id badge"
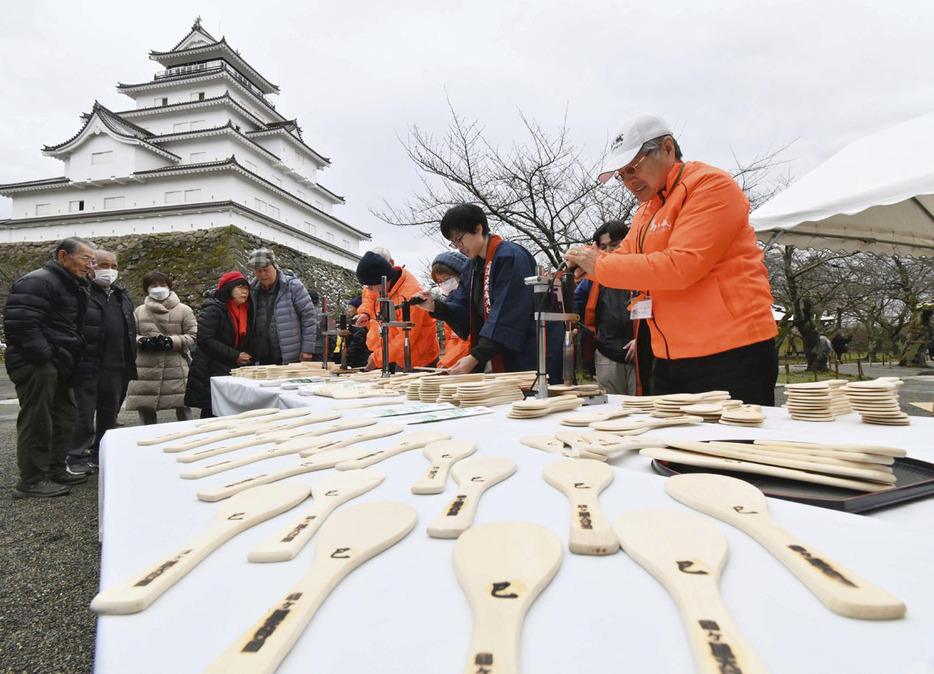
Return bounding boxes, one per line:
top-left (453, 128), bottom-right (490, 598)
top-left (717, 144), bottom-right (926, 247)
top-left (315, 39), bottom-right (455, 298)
top-left (630, 298), bottom-right (653, 320)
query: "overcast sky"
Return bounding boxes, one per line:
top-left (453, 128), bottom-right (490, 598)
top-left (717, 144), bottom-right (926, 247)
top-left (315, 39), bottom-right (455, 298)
top-left (1, 0), bottom-right (932, 270)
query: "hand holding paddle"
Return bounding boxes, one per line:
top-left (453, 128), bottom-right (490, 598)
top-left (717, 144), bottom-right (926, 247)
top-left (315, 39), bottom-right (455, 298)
top-left (664, 473), bottom-right (906, 620)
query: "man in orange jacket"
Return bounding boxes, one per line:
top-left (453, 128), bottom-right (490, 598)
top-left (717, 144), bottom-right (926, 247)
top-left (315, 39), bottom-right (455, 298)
top-left (355, 251), bottom-right (440, 371)
top-left (564, 113), bottom-right (778, 405)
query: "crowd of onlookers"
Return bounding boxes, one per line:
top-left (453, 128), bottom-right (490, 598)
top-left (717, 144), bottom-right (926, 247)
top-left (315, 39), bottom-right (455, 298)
top-left (2, 239), bottom-right (335, 498)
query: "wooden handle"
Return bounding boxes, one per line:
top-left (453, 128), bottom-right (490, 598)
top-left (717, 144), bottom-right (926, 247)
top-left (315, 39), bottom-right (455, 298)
top-left (614, 509), bottom-right (770, 674)
top-left (453, 521), bottom-right (563, 674)
top-left (426, 456), bottom-right (516, 539)
top-left (411, 440), bottom-right (477, 494)
top-left (91, 482), bottom-right (309, 614)
top-left (298, 424), bottom-right (404, 457)
top-left (204, 502), bottom-right (417, 674)
top-left (542, 459), bottom-right (618, 555)
top-left (136, 408), bottom-right (280, 446)
top-left (196, 447), bottom-right (371, 503)
top-left (248, 469), bottom-right (386, 563)
top-left (664, 473), bottom-right (906, 620)
top-left (334, 430), bottom-right (451, 470)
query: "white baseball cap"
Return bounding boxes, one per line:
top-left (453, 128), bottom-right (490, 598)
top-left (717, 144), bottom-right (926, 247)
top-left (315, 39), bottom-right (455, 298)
top-left (597, 113), bottom-right (674, 184)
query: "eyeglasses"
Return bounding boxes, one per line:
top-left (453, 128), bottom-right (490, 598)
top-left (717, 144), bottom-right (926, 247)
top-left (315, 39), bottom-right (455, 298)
top-left (614, 151), bottom-right (652, 182)
top-left (72, 253), bottom-right (94, 264)
top-left (448, 232), bottom-right (468, 249)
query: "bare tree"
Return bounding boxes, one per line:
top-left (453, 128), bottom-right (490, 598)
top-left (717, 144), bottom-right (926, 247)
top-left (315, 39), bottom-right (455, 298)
top-left (375, 101), bottom-right (639, 265)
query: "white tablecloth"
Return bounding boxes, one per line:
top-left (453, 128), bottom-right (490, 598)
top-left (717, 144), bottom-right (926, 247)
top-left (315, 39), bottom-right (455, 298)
top-left (96, 390), bottom-right (934, 674)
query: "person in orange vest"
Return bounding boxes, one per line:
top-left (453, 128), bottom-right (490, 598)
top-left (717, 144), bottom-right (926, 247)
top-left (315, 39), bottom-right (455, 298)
top-left (355, 251), bottom-right (440, 371)
top-left (574, 220), bottom-right (652, 395)
top-left (430, 251), bottom-right (472, 369)
top-left (564, 113), bottom-right (778, 405)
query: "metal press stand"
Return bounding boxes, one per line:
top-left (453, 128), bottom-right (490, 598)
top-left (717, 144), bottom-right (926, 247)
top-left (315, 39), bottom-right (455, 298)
top-left (375, 276), bottom-right (419, 378)
top-left (524, 265), bottom-right (607, 405)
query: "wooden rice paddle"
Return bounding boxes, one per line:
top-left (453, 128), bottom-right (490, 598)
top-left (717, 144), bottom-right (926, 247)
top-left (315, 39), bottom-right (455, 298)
top-left (334, 430), bottom-right (452, 470)
top-left (204, 501), bottom-right (417, 674)
top-left (410, 440), bottom-right (478, 494)
top-left (590, 414), bottom-right (704, 435)
top-left (137, 408), bottom-right (282, 446)
top-left (613, 509), bottom-right (771, 674)
top-left (90, 482), bottom-right (310, 615)
top-left (553, 430), bottom-right (608, 461)
top-left (560, 408), bottom-right (633, 426)
top-left (639, 447), bottom-right (890, 492)
top-left (196, 446), bottom-right (373, 503)
top-left (179, 425), bottom-right (403, 479)
top-left (162, 410), bottom-right (330, 453)
top-left (453, 521), bottom-right (563, 674)
top-left (426, 456), bottom-right (517, 538)
top-left (248, 469), bottom-right (386, 563)
top-left (664, 473), bottom-right (906, 619)
top-left (542, 459), bottom-right (618, 555)
top-left (176, 423), bottom-right (339, 464)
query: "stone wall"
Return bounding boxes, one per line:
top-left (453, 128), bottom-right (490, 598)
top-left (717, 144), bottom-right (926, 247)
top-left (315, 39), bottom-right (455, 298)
top-left (0, 226), bottom-right (361, 326)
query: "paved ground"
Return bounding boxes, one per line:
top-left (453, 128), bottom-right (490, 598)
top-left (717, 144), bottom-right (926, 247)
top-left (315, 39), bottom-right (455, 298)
top-left (0, 363), bottom-right (931, 673)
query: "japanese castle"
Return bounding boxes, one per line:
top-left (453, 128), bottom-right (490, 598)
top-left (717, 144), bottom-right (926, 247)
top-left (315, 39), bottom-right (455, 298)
top-left (0, 19), bottom-right (368, 268)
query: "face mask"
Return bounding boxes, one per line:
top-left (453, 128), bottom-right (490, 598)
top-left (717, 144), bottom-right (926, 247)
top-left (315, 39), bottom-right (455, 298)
top-left (149, 287), bottom-right (171, 301)
top-left (92, 269), bottom-right (118, 287)
top-left (439, 278), bottom-right (459, 296)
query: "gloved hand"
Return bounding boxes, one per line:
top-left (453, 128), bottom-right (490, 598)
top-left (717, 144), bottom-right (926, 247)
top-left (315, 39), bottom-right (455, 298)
top-left (137, 336), bottom-right (157, 352)
top-left (154, 334), bottom-right (174, 351)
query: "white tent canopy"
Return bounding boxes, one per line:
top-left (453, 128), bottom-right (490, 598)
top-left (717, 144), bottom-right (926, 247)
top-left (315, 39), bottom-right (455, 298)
top-left (750, 111), bottom-right (934, 256)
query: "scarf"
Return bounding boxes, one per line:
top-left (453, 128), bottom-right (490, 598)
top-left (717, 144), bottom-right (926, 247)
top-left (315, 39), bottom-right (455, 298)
top-left (226, 299), bottom-right (249, 349)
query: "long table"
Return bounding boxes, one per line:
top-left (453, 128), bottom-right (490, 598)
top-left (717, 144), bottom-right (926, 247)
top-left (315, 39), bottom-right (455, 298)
top-left (96, 388), bottom-right (934, 673)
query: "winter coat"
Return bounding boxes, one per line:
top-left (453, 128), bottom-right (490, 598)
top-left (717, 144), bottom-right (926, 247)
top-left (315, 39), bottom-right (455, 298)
top-left (248, 272), bottom-right (316, 364)
top-left (185, 294), bottom-right (254, 410)
top-left (125, 292), bottom-right (197, 411)
top-left (3, 260), bottom-right (88, 379)
top-left (593, 161), bottom-right (777, 360)
top-left (80, 282), bottom-right (138, 378)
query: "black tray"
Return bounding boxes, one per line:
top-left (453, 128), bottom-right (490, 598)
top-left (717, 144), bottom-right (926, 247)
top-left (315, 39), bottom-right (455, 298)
top-left (649, 440), bottom-right (934, 513)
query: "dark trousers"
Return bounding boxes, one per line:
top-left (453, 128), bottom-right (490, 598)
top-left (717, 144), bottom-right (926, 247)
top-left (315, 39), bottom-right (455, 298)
top-left (653, 338), bottom-right (778, 406)
top-left (70, 361), bottom-right (127, 461)
top-left (9, 361), bottom-right (78, 485)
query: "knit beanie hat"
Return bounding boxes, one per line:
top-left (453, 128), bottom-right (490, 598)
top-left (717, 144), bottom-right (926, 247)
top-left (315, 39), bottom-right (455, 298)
top-left (356, 250), bottom-right (396, 286)
top-left (217, 271), bottom-right (249, 301)
top-left (432, 251), bottom-right (468, 277)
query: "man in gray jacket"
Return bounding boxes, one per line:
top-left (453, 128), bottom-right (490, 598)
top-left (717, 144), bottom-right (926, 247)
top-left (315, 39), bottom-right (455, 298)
top-left (247, 248), bottom-right (317, 364)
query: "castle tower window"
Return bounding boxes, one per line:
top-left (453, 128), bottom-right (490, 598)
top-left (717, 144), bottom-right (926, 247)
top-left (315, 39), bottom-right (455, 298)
top-left (91, 151), bottom-right (114, 165)
top-left (104, 196), bottom-right (125, 210)
top-left (69, 200), bottom-right (85, 213)
top-left (184, 189), bottom-right (201, 203)
top-left (165, 191), bottom-right (183, 204)
top-left (35, 203), bottom-right (51, 215)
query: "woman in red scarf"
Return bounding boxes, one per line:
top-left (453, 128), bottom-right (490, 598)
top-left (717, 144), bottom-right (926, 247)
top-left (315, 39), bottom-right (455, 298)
top-left (184, 271), bottom-right (254, 418)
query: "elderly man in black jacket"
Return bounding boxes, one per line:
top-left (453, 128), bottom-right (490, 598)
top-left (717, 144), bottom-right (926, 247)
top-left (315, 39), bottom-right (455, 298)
top-left (3, 237), bottom-right (95, 498)
top-left (67, 249), bottom-right (138, 475)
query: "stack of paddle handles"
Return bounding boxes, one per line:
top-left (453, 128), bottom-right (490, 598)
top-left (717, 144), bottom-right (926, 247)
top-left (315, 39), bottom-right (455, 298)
top-left (195, 424), bottom-right (405, 502)
top-left (136, 407), bottom-right (289, 447)
top-left (175, 417), bottom-right (381, 477)
top-left (508, 393), bottom-right (583, 419)
top-left (640, 438), bottom-right (903, 492)
top-left (843, 378), bottom-right (910, 426)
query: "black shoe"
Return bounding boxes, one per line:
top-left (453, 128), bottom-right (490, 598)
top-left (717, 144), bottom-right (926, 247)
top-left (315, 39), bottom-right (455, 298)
top-left (66, 459), bottom-right (99, 476)
top-left (49, 469), bottom-right (89, 486)
top-left (13, 479), bottom-right (72, 498)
